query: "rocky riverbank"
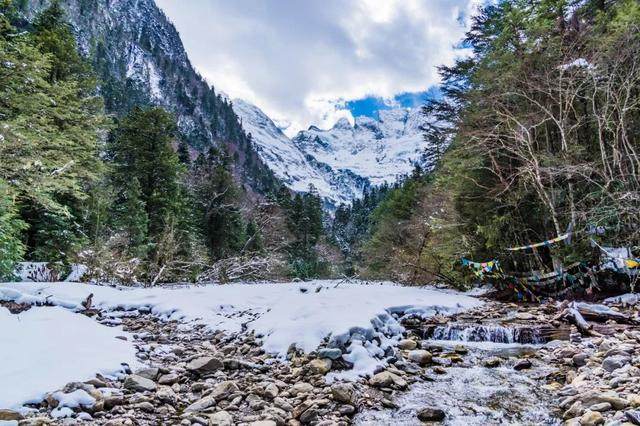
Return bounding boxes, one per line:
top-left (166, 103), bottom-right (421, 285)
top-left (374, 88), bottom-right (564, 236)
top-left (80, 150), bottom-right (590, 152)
top-left (1, 292), bottom-right (639, 425)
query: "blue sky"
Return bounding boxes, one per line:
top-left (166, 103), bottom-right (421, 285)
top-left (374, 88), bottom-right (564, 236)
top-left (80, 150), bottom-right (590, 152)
top-left (157, 0), bottom-right (479, 135)
top-left (345, 87), bottom-right (442, 120)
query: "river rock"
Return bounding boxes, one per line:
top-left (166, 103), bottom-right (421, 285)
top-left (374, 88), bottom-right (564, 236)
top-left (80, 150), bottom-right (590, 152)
top-left (563, 401), bottom-right (583, 419)
top-left (291, 382), bottom-right (314, 396)
top-left (185, 395), bottom-right (217, 413)
top-left (370, 371), bottom-right (407, 389)
top-left (317, 348), bottom-right (342, 360)
top-left (331, 383), bottom-right (354, 404)
top-left (208, 410), bottom-right (234, 426)
top-left (309, 358), bottom-right (332, 375)
top-left (211, 381), bottom-right (239, 400)
top-left (629, 394), bottom-right (640, 408)
top-left (123, 374), bottom-right (157, 392)
top-left (483, 357), bottom-right (501, 368)
top-left (588, 402), bottom-right (611, 412)
top-left (408, 350), bottom-right (432, 366)
top-left (580, 410), bottom-right (604, 425)
top-left (417, 407), bottom-right (446, 422)
top-left (572, 353), bottom-right (589, 367)
top-left (158, 373), bottom-right (179, 385)
top-left (135, 367), bottom-right (159, 381)
top-left (0, 410), bottom-right (23, 421)
top-left (602, 355), bottom-right (631, 372)
top-left (187, 356), bottom-right (224, 374)
top-left (264, 383), bottom-right (279, 399)
top-left (514, 359), bottom-right (532, 371)
top-left (626, 410), bottom-right (640, 425)
top-left (398, 339), bottom-right (418, 350)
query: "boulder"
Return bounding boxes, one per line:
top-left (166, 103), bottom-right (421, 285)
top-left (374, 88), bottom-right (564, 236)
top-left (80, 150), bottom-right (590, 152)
top-left (264, 382), bottom-right (279, 399)
top-left (317, 348), bottom-right (343, 360)
top-left (580, 410), bottom-right (604, 426)
top-left (211, 381), bottom-right (239, 401)
top-left (602, 355), bottom-right (631, 372)
top-left (309, 358), bottom-right (332, 375)
top-left (185, 395), bottom-right (217, 413)
top-left (417, 407), bottom-right (446, 422)
top-left (626, 410), bottom-right (640, 425)
top-left (123, 374), bottom-right (157, 392)
top-left (135, 367), bottom-right (159, 381)
top-left (208, 410), bottom-right (234, 426)
top-left (397, 339), bottom-right (418, 350)
top-left (291, 382), bottom-right (314, 396)
top-left (483, 357), bottom-right (501, 368)
top-left (369, 371), bottom-right (407, 389)
top-left (187, 356), bottom-right (224, 374)
top-left (514, 359), bottom-right (532, 371)
top-left (408, 350), bottom-right (432, 366)
top-left (0, 409), bottom-right (24, 421)
top-left (331, 383), bottom-right (354, 404)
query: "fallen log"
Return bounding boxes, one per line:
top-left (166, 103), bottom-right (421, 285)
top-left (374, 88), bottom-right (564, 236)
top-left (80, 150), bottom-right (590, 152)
top-left (574, 302), bottom-right (632, 323)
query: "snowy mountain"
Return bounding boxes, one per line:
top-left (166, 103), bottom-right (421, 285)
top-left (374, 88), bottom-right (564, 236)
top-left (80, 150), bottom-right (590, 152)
top-left (22, 0), bottom-right (279, 195)
top-left (293, 109), bottom-right (429, 187)
top-left (234, 99), bottom-right (429, 208)
top-left (233, 100), bottom-right (368, 207)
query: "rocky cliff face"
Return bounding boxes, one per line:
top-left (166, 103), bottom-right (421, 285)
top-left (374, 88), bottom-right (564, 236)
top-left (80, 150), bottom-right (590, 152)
top-left (21, 0), bottom-right (279, 194)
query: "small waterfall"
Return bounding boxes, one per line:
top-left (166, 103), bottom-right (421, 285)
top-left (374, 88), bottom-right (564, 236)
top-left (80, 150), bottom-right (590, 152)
top-left (426, 323), bottom-right (546, 344)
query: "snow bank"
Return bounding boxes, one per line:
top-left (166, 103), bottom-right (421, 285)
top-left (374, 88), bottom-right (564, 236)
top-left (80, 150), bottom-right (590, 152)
top-left (0, 281), bottom-right (480, 356)
top-left (0, 306), bottom-right (138, 410)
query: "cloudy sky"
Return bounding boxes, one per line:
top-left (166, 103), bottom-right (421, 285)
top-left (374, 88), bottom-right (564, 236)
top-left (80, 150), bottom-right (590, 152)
top-left (156, 0), bottom-right (480, 136)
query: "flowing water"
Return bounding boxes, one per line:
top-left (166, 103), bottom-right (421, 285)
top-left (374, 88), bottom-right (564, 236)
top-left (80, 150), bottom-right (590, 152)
top-left (355, 323), bottom-right (561, 425)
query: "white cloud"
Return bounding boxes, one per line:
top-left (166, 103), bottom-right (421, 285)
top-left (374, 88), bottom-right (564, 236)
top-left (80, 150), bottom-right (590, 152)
top-left (156, 0), bottom-right (480, 136)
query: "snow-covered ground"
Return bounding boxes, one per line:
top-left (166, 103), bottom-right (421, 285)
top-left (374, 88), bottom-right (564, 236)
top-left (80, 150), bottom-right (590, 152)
top-left (0, 280), bottom-right (481, 411)
top-left (0, 306), bottom-right (138, 411)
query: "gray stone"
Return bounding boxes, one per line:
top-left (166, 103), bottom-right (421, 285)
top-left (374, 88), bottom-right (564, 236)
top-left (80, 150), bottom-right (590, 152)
top-left (208, 410), bottom-right (234, 426)
top-left (514, 359), bottom-right (532, 371)
top-left (626, 410), bottom-right (640, 425)
top-left (123, 374), bottom-right (157, 392)
top-left (369, 371), bottom-right (407, 389)
top-left (331, 383), bottom-right (354, 404)
top-left (187, 357), bottom-right (224, 374)
top-left (580, 410), bottom-right (604, 426)
top-left (291, 382), bottom-right (314, 396)
top-left (309, 358), bottom-right (332, 375)
top-left (264, 383), bottom-right (279, 399)
top-left (185, 395), bottom-right (217, 413)
top-left (397, 339), bottom-right (418, 350)
top-left (589, 402), bottom-right (611, 412)
top-left (317, 348), bottom-right (343, 360)
top-left (603, 355), bottom-right (631, 372)
top-left (417, 407), bottom-right (446, 422)
top-left (135, 367), bottom-right (159, 381)
top-left (483, 357), bottom-right (501, 368)
top-left (408, 349), bottom-right (432, 366)
top-left (210, 381), bottom-right (239, 401)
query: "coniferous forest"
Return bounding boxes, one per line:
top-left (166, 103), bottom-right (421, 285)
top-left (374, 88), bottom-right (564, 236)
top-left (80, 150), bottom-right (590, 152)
top-left (0, 0), bottom-right (327, 283)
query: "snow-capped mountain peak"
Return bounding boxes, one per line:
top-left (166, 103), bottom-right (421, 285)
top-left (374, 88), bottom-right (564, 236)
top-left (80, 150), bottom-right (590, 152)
top-left (233, 99), bottom-right (430, 209)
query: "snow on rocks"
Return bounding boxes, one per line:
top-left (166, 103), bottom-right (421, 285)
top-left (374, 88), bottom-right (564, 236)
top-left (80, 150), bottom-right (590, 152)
top-left (0, 305), bottom-right (137, 411)
top-left (0, 280), bottom-right (480, 361)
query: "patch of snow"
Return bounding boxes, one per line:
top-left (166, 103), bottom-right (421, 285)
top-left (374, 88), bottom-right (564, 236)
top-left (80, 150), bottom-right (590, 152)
top-left (51, 389), bottom-right (95, 409)
top-left (0, 281), bottom-right (480, 381)
top-left (65, 264), bottom-right (88, 283)
top-left (0, 305), bottom-right (138, 410)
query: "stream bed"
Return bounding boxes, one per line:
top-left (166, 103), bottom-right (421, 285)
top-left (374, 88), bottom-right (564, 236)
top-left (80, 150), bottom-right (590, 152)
top-left (355, 324), bottom-right (562, 425)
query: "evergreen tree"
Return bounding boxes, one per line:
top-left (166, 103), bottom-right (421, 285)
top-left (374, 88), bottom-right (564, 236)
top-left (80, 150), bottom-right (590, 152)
top-left (0, 1), bottom-right (105, 261)
top-left (108, 107), bottom-right (184, 240)
top-left (0, 181), bottom-right (26, 280)
top-left (244, 219), bottom-right (264, 253)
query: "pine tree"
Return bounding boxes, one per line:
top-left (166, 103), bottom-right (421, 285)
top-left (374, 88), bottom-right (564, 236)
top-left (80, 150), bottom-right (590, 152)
top-left (117, 178), bottom-right (149, 257)
top-left (108, 107), bottom-right (184, 239)
top-left (244, 219), bottom-right (264, 253)
top-left (0, 181), bottom-right (26, 280)
top-left (0, 2), bottom-right (105, 261)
